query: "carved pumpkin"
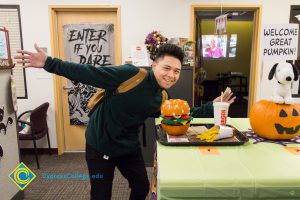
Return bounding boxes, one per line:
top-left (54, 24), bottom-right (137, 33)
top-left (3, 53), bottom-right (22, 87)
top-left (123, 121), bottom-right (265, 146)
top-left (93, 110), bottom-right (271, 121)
top-left (249, 100), bottom-right (300, 140)
top-left (161, 123), bottom-right (190, 136)
top-left (160, 99), bottom-right (192, 136)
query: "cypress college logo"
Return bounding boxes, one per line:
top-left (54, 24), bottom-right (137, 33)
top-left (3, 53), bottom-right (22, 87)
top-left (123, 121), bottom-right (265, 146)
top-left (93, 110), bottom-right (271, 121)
top-left (8, 162), bottom-right (36, 190)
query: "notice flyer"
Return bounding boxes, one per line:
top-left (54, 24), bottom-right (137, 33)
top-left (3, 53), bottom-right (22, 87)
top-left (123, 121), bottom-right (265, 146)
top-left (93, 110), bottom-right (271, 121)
top-left (262, 24), bottom-right (299, 60)
top-left (130, 45), bottom-right (149, 67)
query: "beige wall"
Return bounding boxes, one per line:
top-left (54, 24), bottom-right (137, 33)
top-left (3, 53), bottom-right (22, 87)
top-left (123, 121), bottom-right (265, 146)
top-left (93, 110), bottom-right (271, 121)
top-left (201, 21), bottom-right (253, 80)
top-left (1, 0), bottom-right (299, 148)
top-left (0, 70), bottom-right (21, 199)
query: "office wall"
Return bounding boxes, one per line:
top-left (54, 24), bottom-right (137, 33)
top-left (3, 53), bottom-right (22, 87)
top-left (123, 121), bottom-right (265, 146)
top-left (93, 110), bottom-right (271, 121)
top-left (1, 0), bottom-right (299, 148)
top-left (0, 69), bottom-right (21, 199)
top-left (201, 21), bottom-right (253, 80)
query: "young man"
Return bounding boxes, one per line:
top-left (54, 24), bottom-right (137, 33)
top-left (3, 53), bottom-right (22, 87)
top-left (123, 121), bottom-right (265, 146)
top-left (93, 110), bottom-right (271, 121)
top-left (15, 43), bottom-right (234, 200)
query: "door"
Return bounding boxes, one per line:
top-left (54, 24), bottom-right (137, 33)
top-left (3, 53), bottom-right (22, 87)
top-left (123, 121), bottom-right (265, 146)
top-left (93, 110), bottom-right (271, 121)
top-left (191, 6), bottom-right (262, 117)
top-left (50, 6), bottom-right (121, 153)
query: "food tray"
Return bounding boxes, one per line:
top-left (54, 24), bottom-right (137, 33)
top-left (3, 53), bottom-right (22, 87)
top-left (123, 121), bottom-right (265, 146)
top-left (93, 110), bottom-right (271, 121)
top-left (156, 123), bottom-right (248, 146)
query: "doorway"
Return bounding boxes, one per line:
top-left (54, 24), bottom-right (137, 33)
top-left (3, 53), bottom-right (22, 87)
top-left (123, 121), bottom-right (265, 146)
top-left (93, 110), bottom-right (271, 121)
top-left (49, 6), bottom-right (121, 154)
top-left (290, 5), bottom-right (300, 99)
top-left (191, 5), bottom-right (261, 117)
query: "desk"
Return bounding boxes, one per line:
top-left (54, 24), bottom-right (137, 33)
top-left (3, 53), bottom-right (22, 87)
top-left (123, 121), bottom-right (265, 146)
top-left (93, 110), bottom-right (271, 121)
top-left (156, 118), bottom-right (300, 200)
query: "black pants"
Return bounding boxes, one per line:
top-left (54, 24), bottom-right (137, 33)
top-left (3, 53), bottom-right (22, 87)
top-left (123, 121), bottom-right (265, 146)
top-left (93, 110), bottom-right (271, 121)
top-left (85, 144), bottom-right (149, 200)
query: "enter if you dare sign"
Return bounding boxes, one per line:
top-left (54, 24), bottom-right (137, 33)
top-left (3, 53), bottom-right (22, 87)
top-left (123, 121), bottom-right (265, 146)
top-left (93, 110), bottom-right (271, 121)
top-left (262, 24), bottom-right (299, 60)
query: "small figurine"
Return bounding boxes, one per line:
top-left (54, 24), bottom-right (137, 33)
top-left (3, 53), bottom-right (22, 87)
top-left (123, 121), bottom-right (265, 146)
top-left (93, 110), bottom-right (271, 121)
top-left (268, 62), bottom-right (299, 104)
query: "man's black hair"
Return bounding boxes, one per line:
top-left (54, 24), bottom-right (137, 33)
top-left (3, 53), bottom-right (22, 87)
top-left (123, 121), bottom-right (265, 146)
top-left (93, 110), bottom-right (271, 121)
top-left (155, 43), bottom-right (184, 64)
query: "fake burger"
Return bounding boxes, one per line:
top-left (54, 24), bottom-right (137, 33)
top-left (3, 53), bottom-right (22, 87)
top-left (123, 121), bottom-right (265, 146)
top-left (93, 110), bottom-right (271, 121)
top-left (160, 99), bottom-right (193, 136)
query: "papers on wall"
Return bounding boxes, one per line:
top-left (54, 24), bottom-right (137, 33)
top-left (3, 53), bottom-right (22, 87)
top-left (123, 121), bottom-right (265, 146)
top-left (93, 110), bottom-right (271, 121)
top-left (215, 15), bottom-right (227, 34)
top-left (0, 30), bottom-right (8, 59)
top-left (262, 24), bottom-right (299, 60)
top-left (63, 23), bottom-right (115, 125)
top-left (130, 45), bottom-right (149, 67)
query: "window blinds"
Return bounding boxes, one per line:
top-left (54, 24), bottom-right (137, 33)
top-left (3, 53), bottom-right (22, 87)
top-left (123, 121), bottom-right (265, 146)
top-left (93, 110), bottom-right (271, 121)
top-left (0, 7), bottom-right (27, 98)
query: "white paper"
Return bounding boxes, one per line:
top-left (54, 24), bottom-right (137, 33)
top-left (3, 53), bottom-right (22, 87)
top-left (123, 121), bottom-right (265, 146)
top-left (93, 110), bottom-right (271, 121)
top-left (262, 24), bottom-right (299, 60)
top-left (215, 15), bottom-right (227, 34)
top-left (186, 126), bottom-right (208, 136)
top-left (216, 126), bottom-right (233, 140)
top-left (195, 125), bottom-right (233, 140)
top-left (166, 134), bottom-right (189, 143)
top-left (130, 45), bottom-right (149, 66)
top-left (0, 31), bottom-right (8, 59)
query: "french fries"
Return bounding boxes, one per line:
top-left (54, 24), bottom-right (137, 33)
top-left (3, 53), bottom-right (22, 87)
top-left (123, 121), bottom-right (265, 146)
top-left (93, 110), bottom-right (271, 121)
top-left (196, 125), bottom-right (220, 142)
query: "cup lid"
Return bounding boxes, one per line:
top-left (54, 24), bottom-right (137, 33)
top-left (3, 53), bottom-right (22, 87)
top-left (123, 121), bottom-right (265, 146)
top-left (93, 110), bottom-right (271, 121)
top-left (213, 102), bottom-right (229, 107)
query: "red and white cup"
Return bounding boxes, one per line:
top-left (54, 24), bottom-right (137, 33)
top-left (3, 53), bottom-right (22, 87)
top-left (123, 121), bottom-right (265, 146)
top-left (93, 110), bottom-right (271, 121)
top-left (213, 102), bottom-right (229, 126)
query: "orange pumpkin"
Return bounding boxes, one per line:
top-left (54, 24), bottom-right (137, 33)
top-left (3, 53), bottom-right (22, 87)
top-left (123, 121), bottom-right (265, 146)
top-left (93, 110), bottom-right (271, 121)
top-left (161, 123), bottom-right (190, 136)
top-left (160, 99), bottom-right (192, 136)
top-left (249, 100), bottom-right (300, 140)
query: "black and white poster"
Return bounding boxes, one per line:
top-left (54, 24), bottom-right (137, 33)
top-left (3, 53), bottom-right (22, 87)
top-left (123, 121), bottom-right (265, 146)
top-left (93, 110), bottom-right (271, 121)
top-left (63, 24), bottom-right (115, 125)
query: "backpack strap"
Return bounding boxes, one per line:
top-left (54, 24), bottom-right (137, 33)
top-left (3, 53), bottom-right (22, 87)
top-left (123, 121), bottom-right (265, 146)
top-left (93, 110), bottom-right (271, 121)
top-left (161, 90), bottom-right (168, 102)
top-left (87, 68), bottom-right (148, 114)
top-left (87, 89), bottom-right (106, 110)
top-left (156, 90), bottom-right (168, 112)
top-left (116, 68), bottom-right (147, 93)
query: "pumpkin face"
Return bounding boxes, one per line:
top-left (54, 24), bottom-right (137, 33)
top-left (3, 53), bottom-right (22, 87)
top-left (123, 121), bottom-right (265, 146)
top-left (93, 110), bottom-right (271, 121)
top-left (249, 100), bottom-right (300, 140)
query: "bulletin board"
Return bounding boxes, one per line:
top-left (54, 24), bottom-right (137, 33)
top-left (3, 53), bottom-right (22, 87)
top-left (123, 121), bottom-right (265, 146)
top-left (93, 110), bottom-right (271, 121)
top-left (0, 5), bottom-right (27, 98)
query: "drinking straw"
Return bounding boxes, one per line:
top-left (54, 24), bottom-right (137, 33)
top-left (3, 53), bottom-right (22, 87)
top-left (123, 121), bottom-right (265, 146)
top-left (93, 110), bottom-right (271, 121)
top-left (221, 91), bottom-right (223, 102)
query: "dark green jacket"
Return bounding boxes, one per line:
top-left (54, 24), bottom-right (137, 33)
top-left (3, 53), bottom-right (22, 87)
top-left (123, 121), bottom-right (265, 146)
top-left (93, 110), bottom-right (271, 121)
top-left (44, 57), bottom-right (213, 156)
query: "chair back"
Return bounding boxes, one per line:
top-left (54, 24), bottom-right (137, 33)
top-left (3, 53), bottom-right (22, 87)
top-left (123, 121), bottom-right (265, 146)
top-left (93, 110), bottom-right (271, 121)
top-left (30, 102), bottom-right (49, 134)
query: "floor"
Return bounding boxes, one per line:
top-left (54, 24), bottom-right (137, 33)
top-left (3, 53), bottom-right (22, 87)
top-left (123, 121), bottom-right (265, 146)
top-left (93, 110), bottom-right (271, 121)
top-left (21, 153), bottom-right (153, 200)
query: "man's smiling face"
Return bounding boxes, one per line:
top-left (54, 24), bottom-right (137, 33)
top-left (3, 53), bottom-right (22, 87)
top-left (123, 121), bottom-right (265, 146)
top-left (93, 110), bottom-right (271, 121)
top-left (152, 55), bottom-right (182, 89)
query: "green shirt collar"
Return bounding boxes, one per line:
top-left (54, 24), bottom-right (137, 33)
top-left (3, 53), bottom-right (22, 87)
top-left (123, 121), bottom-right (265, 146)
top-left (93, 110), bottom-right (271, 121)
top-left (149, 69), bottom-right (162, 90)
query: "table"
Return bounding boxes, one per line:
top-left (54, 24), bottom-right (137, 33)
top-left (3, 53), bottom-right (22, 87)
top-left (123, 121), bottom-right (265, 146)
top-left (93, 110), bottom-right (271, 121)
top-left (155, 118), bottom-right (300, 200)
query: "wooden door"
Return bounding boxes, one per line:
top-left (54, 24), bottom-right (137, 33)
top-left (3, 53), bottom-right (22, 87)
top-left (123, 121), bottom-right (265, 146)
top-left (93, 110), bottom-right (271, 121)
top-left (50, 6), bottom-right (121, 153)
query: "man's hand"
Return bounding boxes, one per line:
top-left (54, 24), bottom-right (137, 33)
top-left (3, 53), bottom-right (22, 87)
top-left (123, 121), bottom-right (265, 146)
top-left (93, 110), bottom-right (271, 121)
top-left (213, 91), bottom-right (236, 105)
top-left (14, 44), bottom-right (47, 68)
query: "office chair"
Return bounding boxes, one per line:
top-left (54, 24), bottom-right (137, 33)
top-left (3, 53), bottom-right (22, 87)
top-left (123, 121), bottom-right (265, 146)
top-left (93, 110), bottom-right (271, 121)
top-left (17, 102), bottom-right (51, 169)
